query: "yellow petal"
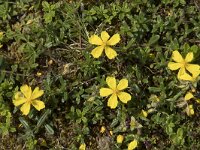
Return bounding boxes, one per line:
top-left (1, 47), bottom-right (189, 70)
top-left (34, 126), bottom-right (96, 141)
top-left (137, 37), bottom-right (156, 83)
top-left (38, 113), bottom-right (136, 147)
top-left (185, 52), bottom-right (193, 62)
top-left (91, 45), bottom-right (104, 58)
top-left (196, 99), bottom-right (200, 103)
top-left (107, 94), bottom-right (118, 109)
top-left (187, 105), bottom-right (194, 116)
top-left (118, 92), bottom-right (131, 103)
top-left (185, 92), bottom-right (194, 101)
top-left (117, 135), bottom-right (124, 144)
top-left (20, 85), bottom-right (32, 99)
top-left (100, 126), bottom-right (106, 133)
top-left (177, 67), bottom-right (186, 79)
top-left (101, 31), bottom-right (110, 42)
top-left (31, 87), bottom-right (44, 100)
top-left (79, 143), bottom-right (86, 150)
top-left (109, 130), bottom-right (113, 136)
top-left (168, 62), bottom-right (182, 70)
top-left (106, 76), bottom-right (116, 90)
top-left (100, 88), bottom-right (113, 97)
top-left (117, 79), bottom-right (128, 91)
top-left (141, 110), bottom-right (148, 118)
top-left (107, 33), bottom-right (120, 46)
top-left (89, 35), bottom-right (103, 45)
top-left (179, 73), bottom-right (193, 81)
top-left (31, 100), bottom-right (45, 111)
top-left (186, 64), bottom-right (200, 75)
top-left (105, 46), bottom-right (117, 59)
top-left (20, 102), bottom-right (31, 115)
top-left (13, 97), bottom-right (27, 106)
top-left (192, 70), bottom-right (200, 78)
top-left (128, 140), bottom-right (138, 150)
top-left (172, 50), bottom-right (183, 63)
top-left (14, 92), bottom-right (23, 100)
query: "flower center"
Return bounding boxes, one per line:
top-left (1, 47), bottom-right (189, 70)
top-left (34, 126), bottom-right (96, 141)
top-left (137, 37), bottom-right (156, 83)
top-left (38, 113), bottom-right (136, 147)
top-left (27, 98), bottom-right (32, 103)
top-left (181, 60), bottom-right (187, 67)
top-left (102, 41), bottom-right (107, 47)
top-left (113, 89), bottom-right (119, 95)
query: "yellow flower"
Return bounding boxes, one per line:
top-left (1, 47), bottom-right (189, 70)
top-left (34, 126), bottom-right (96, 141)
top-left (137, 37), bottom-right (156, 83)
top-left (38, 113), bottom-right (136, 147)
top-left (100, 77), bottom-right (131, 109)
top-left (186, 104), bottom-right (194, 116)
top-left (100, 126), bottom-right (106, 133)
top-left (109, 130), bottom-right (113, 136)
top-left (128, 139), bottom-right (138, 150)
top-left (117, 135), bottom-right (124, 144)
top-left (89, 31), bottom-right (120, 59)
top-left (79, 143), bottom-right (86, 150)
top-left (168, 50), bottom-right (200, 79)
top-left (13, 85), bottom-right (45, 115)
top-left (141, 110), bottom-right (148, 118)
top-left (184, 92), bottom-right (194, 101)
top-left (36, 72), bottom-right (42, 76)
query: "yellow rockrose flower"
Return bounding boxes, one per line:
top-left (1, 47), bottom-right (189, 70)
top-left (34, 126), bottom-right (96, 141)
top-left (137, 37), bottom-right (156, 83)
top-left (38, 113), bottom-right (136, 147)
top-left (117, 135), bottom-right (124, 144)
top-left (79, 143), bottom-right (86, 150)
top-left (186, 104), bottom-right (194, 116)
top-left (141, 109), bottom-right (148, 118)
top-left (100, 126), bottom-right (106, 133)
top-left (36, 72), bottom-right (42, 77)
top-left (168, 50), bottom-right (200, 79)
top-left (128, 139), bottom-right (138, 150)
top-left (89, 31), bottom-right (120, 59)
top-left (13, 85), bottom-right (45, 115)
top-left (109, 130), bottom-right (113, 136)
top-left (100, 76), bottom-right (131, 109)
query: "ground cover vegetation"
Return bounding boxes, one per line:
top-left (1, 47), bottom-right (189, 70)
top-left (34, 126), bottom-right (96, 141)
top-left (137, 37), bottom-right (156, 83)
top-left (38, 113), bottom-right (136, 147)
top-left (0, 0), bottom-right (200, 149)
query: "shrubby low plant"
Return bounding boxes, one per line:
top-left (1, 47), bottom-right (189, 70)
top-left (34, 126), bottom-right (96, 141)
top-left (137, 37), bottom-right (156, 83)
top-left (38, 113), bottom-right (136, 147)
top-left (0, 0), bottom-right (200, 149)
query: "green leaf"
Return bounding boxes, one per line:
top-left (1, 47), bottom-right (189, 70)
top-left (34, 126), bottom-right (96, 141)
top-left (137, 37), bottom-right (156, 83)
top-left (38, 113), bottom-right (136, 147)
top-left (36, 109), bottom-right (51, 131)
top-left (19, 117), bottom-right (30, 130)
top-left (44, 12), bottom-right (55, 23)
top-left (42, 1), bottom-right (50, 11)
top-left (191, 45), bottom-right (198, 53)
top-left (148, 87), bottom-right (161, 93)
top-left (45, 124), bottom-right (54, 135)
top-left (125, 39), bottom-right (135, 49)
top-left (177, 128), bottom-right (183, 137)
top-left (148, 35), bottom-right (160, 46)
top-left (110, 118), bottom-right (118, 128)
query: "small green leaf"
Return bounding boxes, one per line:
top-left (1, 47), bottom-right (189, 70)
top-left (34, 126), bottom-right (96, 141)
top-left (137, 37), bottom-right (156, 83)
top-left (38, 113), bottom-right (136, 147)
top-left (42, 1), bottom-right (50, 11)
top-left (19, 117), bottom-right (30, 130)
top-left (148, 35), bottom-right (160, 46)
top-left (36, 109), bottom-right (51, 130)
top-left (148, 87), bottom-right (161, 93)
top-left (110, 118), bottom-right (118, 128)
top-left (45, 124), bottom-right (54, 135)
top-left (191, 45), bottom-right (198, 53)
